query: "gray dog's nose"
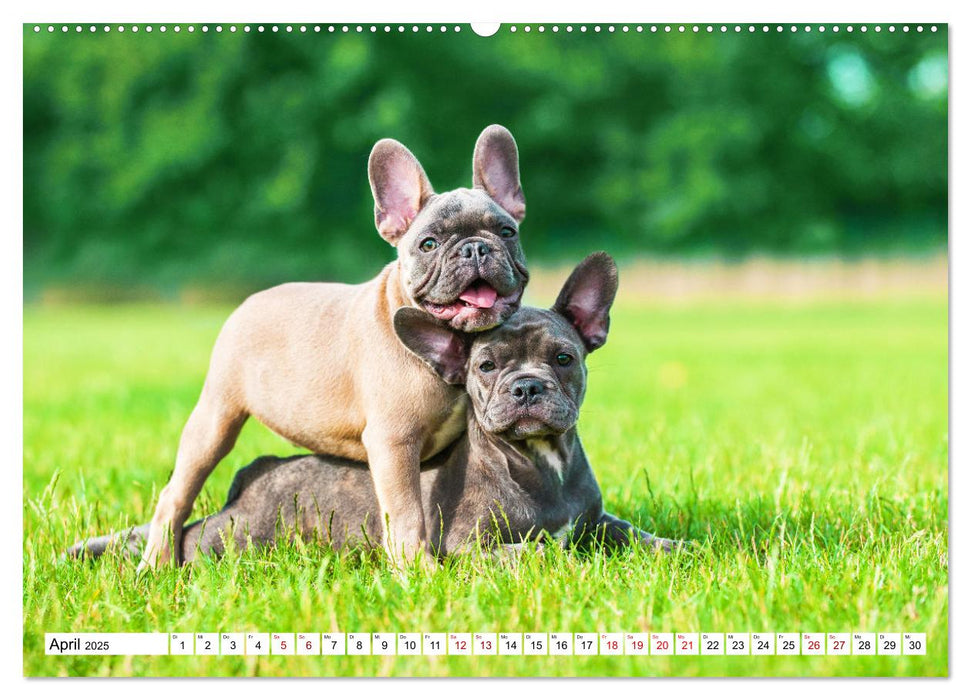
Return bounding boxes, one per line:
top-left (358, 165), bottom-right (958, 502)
top-left (511, 377), bottom-right (545, 405)
top-left (459, 241), bottom-right (491, 259)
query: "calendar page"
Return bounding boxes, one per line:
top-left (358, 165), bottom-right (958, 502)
top-left (22, 18), bottom-right (948, 678)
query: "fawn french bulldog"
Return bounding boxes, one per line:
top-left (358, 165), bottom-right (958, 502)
top-left (76, 254), bottom-right (677, 564)
top-left (140, 125), bottom-right (529, 569)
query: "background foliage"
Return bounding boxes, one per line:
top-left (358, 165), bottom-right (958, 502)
top-left (23, 25), bottom-right (947, 295)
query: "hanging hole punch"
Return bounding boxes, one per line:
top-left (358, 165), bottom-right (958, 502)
top-left (471, 23), bottom-right (500, 37)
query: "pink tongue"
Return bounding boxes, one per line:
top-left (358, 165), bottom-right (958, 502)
top-left (458, 281), bottom-right (498, 309)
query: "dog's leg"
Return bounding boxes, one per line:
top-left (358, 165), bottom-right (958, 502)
top-left (361, 428), bottom-right (431, 569)
top-left (140, 393), bottom-right (247, 569)
top-left (590, 512), bottom-right (680, 553)
top-left (65, 524), bottom-right (150, 560)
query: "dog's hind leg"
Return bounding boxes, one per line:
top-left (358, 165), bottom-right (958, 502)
top-left (67, 517), bottom-right (224, 564)
top-left (140, 389), bottom-right (248, 569)
top-left (66, 524), bottom-right (149, 560)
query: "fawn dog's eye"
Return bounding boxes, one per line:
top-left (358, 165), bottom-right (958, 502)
top-left (420, 238), bottom-right (439, 252)
top-left (479, 360), bottom-right (496, 372)
top-left (555, 353), bottom-right (574, 367)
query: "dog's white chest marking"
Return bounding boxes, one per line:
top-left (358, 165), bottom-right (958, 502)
top-left (550, 519), bottom-right (575, 544)
top-left (526, 439), bottom-right (565, 480)
top-left (425, 395), bottom-right (469, 458)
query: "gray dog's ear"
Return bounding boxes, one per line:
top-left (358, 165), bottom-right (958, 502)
top-left (368, 139), bottom-right (435, 245)
top-left (472, 125), bottom-right (526, 223)
top-left (552, 252), bottom-right (619, 352)
top-left (393, 308), bottom-right (470, 385)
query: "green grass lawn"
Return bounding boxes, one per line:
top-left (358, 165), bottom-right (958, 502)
top-left (22, 295), bottom-right (948, 677)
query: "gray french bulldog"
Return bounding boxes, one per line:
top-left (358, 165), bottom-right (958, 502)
top-left (69, 254), bottom-right (677, 562)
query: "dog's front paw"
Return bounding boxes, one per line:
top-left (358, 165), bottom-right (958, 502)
top-left (386, 540), bottom-right (439, 578)
top-left (640, 533), bottom-right (688, 553)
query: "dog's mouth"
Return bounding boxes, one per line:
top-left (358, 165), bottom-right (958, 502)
top-left (458, 280), bottom-right (499, 309)
top-left (505, 417), bottom-right (558, 439)
top-left (422, 280), bottom-right (521, 326)
top-left (486, 403), bottom-right (577, 440)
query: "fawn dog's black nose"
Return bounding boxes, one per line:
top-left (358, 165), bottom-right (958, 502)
top-left (511, 378), bottom-right (545, 405)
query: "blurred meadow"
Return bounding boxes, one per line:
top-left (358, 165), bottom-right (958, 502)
top-left (22, 24), bottom-right (948, 677)
top-left (23, 288), bottom-right (948, 676)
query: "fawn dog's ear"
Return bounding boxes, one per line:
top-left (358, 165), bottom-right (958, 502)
top-left (368, 139), bottom-right (435, 244)
top-left (552, 252), bottom-right (619, 352)
top-left (472, 125), bottom-right (526, 222)
top-left (393, 308), bottom-right (470, 385)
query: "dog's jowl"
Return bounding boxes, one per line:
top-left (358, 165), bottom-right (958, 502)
top-left (140, 125), bottom-right (529, 569)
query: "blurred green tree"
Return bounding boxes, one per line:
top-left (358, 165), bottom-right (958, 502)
top-left (23, 25), bottom-right (947, 295)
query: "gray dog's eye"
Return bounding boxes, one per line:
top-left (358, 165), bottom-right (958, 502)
top-left (500, 226), bottom-right (517, 238)
top-left (555, 353), bottom-right (574, 367)
top-left (420, 237), bottom-right (439, 252)
top-left (479, 360), bottom-right (496, 373)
